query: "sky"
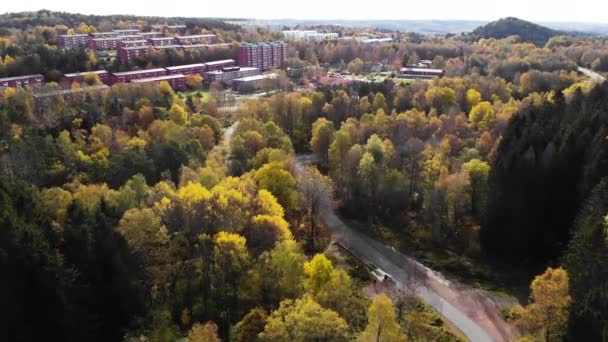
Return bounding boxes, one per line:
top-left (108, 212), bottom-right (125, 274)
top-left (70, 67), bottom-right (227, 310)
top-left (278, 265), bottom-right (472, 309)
top-left (2, 0), bottom-right (608, 23)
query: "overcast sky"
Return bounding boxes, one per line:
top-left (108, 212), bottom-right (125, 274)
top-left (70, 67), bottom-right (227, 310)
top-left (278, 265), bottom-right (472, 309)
top-left (2, 0), bottom-right (608, 23)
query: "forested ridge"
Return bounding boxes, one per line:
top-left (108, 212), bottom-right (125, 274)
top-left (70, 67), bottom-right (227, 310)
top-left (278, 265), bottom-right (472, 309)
top-left (472, 17), bottom-right (563, 46)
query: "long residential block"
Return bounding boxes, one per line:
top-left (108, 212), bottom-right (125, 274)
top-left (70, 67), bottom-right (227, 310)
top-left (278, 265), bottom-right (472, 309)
top-left (130, 73), bottom-right (187, 91)
top-left (109, 68), bottom-right (167, 85)
top-left (0, 74), bottom-right (45, 88)
top-left (61, 70), bottom-right (109, 87)
top-left (165, 63), bottom-right (207, 76)
top-left (203, 66), bottom-right (259, 84)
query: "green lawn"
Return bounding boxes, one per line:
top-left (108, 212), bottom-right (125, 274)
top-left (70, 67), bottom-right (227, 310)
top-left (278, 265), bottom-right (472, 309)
top-left (177, 90), bottom-right (211, 101)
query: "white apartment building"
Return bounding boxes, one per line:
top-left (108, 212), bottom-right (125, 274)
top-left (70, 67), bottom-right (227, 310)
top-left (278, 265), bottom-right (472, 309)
top-left (282, 30), bottom-right (339, 41)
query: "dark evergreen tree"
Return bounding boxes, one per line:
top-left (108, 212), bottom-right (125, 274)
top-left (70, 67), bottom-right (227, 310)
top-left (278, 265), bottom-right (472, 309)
top-left (562, 180), bottom-right (608, 341)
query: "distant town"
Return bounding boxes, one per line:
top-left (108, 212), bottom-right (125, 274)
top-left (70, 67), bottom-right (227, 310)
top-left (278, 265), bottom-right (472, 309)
top-left (0, 25), bottom-right (446, 106)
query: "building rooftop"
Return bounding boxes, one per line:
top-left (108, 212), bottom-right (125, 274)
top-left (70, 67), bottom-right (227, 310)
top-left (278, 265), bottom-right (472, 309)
top-left (59, 34), bottom-right (88, 38)
top-left (153, 45), bottom-right (184, 49)
top-left (131, 74), bottom-right (186, 83)
top-left (177, 34), bottom-right (217, 39)
top-left (90, 32), bottom-right (117, 36)
top-left (63, 70), bottom-right (108, 77)
top-left (112, 68), bottom-right (167, 77)
top-left (152, 24), bottom-right (186, 29)
top-left (148, 37), bottom-right (176, 41)
top-left (113, 29), bottom-right (140, 33)
top-left (205, 67), bottom-right (258, 75)
top-left (233, 73), bottom-right (277, 82)
top-left (120, 40), bottom-right (149, 44)
top-left (205, 59), bottom-right (236, 66)
top-left (182, 43), bottom-right (230, 48)
top-left (90, 37), bottom-right (120, 41)
top-left (119, 46), bottom-right (152, 51)
top-left (400, 67), bottom-right (444, 74)
top-left (165, 63), bottom-right (207, 71)
top-left (239, 41), bottom-right (287, 47)
top-left (0, 74), bottom-right (44, 82)
top-left (119, 35), bottom-right (144, 39)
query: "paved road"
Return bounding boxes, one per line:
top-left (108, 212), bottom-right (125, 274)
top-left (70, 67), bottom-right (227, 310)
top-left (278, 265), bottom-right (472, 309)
top-left (223, 120), bottom-right (239, 146)
top-left (578, 66), bottom-right (606, 82)
top-left (296, 155), bottom-right (517, 342)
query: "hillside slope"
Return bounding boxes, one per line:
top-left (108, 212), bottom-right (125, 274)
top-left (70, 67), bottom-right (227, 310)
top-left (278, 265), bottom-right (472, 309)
top-left (473, 17), bottom-right (562, 46)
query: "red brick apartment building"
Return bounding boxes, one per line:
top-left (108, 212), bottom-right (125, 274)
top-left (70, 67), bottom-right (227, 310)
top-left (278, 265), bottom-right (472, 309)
top-left (33, 85), bottom-right (109, 113)
top-left (113, 29), bottom-right (141, 36)
top-left (90, 32), bottom-right (118, 39)
top-left (131, 74), bottom-right (187, 91)
top-left (119, 35), bottom-right (146, 42)
top-left (87, 38), bottom-right (120, 50)
top-left (237, 42), bottom-right (287, 71)
top-left (61, 70), bottom-right (109, 87)
top-left (147, 37), bottom-right (177, 46)
top-left (205, 59), bottom-right (236, 71)
top-left (57, 34), bottom-right (89, 49)
top-left (165, 63), bottom-right (207, 76)
top-left (0, 74), bottom-right (44, 88)
top-left (109, 68), bottom-right (167, 85)
top-left (117, 40), bottom-right (150, 49)
top-left (137, 32), bottom-right (164, 39)
top-left (117, 46), bottom-right (151, 64)
top-left (203, 66), bottom-right (259, 84)
top-left (175, 34), bottom-right (218, 45)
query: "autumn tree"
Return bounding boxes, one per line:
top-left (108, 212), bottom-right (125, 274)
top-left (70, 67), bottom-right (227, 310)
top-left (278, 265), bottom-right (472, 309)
top-left (254, 162), bottom-right (297, 213)
top-left (358, 294), bottom-right (406, 342)
top-left (329, 129), bottom-right (353, 182)
top-left (234, 308), bottom-right (267, 342)
top-left (310, 118), bottom-right (335, 168)
top-left (465, 88), bottom-right (482, 109)
top-left (257, 240), bottom-right (306, 304)
top-left (213, 232), bottom-right (251, 325)
top-left (259, 296), bottom-right (349, 342)
top-left (304, 254), bottom-right (334, 296)
top-left (348, 57), bottom-right (365, 74)
top-left (372, 92), bottom-right (387, 113)
top-left (462, 159), bottom-right (490, 220)
top-left (517, 267), bottom-right (572, 342)
top-left (298, 165), bottom-right (334, 251)
top-left (188, 321), bottom-right (221, 342)
top-left (186, 74), bottom-right (204, 89)
top-left (83, 72), bottom-right (102, 86)
top-left (469, 101), bottom-right (495, 131)
top-left (246, 214), bottom-right (292, 256)
top-left (168, 103), bottom-right (188, 126)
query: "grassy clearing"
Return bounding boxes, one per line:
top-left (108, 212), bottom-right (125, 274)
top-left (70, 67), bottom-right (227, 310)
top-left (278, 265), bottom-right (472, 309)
top-left (177, 89), bottom-right (211, 102)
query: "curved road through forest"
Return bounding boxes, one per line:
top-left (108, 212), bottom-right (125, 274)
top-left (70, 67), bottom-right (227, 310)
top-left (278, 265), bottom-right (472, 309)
top-left (295, 156), bottom-right (517, 342)
top-left (224, 120), bottom-right (517, 341)
top-left (578, 66), bottom-right (606, 83)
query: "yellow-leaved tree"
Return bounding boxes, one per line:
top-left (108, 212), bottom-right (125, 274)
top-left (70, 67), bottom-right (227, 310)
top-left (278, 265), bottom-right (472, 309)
top-left (358, 294), bottom-right (407, 342)
top-left (517, 267), bottom-right (572, 342)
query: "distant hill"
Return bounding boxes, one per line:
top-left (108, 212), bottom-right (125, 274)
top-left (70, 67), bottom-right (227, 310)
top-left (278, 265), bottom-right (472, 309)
top-left (0, 9), bottom-right (238, 31)
top-left (472, 17), bottom-right (562, 45)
